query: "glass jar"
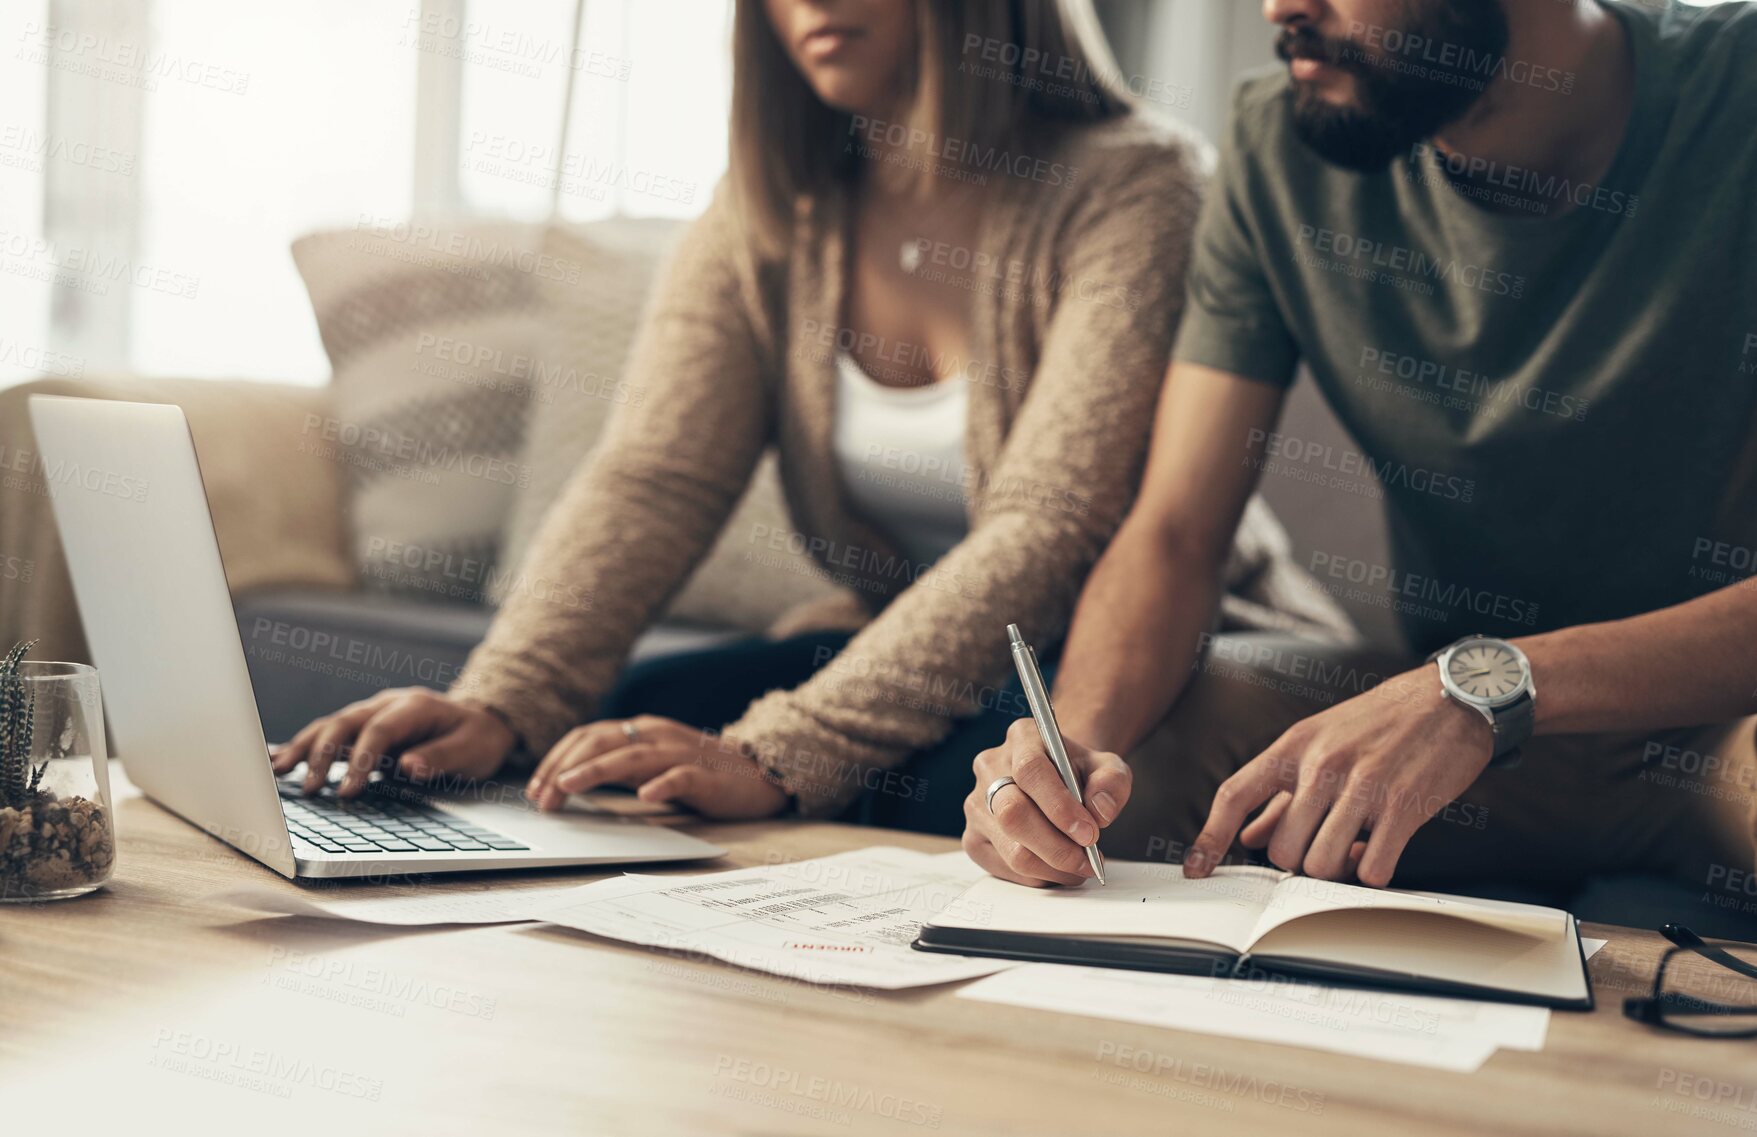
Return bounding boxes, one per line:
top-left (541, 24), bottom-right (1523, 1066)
top-left (0, 661), bottom-right (116, 901)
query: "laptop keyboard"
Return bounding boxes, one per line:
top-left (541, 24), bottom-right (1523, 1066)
top-left (277, 780), bottom-right (529, 855)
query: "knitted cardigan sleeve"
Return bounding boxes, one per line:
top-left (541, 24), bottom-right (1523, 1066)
top-left (451, 186), bottom-right (776, 759)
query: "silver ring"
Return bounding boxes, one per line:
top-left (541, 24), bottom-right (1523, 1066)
top-left (985, 776), bottom-right (1019, 815)
top-left (621, 720), bottom-right (641, 745)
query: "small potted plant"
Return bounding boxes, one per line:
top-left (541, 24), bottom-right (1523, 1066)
top-left (0, 640), bottom-right (116, 900)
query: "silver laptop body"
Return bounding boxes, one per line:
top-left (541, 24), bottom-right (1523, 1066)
top-left (28, 395), bottom-right (722, 878)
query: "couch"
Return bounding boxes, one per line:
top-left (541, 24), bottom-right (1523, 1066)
top-left (1, 217), bottom-right (850, 737)
top-left (2, 215), bottom-right (1748, 939)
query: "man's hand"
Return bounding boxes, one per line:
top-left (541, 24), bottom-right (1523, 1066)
top-left (961, 718), bottom-right (1133, 887)
top-left (1184, 666), bottom-right (1494, 887)
top-left (525, 716), bottom-right (789, 820)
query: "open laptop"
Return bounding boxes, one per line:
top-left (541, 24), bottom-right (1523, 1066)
top-left (28, 396), bottom-right (724, 878)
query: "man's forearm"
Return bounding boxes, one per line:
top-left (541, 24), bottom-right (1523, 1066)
top-left (1518, 580), bottom-right (1757, 736)
top-left (1051, 518), bottom-right (1222, 755)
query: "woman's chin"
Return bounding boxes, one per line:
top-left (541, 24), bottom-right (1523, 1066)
top-left (803, 74), bottom-right (893, 119)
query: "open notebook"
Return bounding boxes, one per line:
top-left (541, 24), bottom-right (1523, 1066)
top-left (916, 862), bottom-right (1592, 1009)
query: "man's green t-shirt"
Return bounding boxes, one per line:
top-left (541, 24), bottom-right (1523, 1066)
top-left (1174, 0), bottom-right (1757, 653)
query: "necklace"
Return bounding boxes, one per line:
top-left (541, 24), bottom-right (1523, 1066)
top-left (892, 181), bottom-right (979, 277)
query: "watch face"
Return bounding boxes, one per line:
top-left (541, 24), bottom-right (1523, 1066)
top-left (1445, 639), bottom-right (1528, 704)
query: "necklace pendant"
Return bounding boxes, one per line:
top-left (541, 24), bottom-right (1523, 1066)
top-left (899, 240), bottom-right (923, 275)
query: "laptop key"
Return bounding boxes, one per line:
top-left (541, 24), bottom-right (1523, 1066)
top-left (483, 840), bottom-right (529, 851)
top-left (409, 838), bottom-right (453, 852)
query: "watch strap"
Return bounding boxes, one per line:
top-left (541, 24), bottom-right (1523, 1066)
top-left (1487, 691), bottom-right (1534, 768)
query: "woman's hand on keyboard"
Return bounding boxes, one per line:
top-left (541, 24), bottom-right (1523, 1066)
top-left (525, 716), bottom-right (789, 819)
top-left (271, 688), bottom-right (517, 797)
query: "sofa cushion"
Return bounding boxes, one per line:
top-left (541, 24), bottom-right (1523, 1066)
top-left (291, 220), bottom-right (558, 604)
top-left (0, 376), bottom-right (353, 667)
top-left (236, 588), bottom-right (740, 745)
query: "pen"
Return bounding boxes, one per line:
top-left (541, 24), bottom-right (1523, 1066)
top-left (1007, 624), bottom-right (1105, 886)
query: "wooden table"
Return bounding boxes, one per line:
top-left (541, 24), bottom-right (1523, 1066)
top-left (2, 770), bottom-right (1750, 1136)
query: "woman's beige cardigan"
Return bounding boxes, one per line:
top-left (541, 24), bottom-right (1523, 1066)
top-left (452, 114), bottom-right (1352, 817)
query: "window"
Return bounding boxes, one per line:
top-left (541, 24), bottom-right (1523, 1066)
top-left (132, 1), bottom-right (419, 383)
top-left (455, 0), bottom-right (732, 225)
top-left (0, 0), bottom-right (54, 385)
top-left (5, 0), bottom-right (1736, 390)
top-left (2, 0), bottom-right (732, 389)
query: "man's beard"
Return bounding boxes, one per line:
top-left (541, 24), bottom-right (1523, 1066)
top-left (1276, 3), bottom-right (1510, 172)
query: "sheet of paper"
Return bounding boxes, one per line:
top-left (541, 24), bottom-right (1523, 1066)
top-left (957, 963), bottom-right (1551, 1073)
top-left (533, 846), bottom-right (1018, 990)
top-left (207, 883), bottom-right (590, 926)
top-left (1583, 937), bottom-right (1608, 960)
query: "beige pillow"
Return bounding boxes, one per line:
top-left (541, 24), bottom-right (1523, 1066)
top-left (291, 221), bottom-right (554, 604)
top-left (496, 220), bottom-right (844, 630)
top-left (0, 377), bottom-right (352, 668)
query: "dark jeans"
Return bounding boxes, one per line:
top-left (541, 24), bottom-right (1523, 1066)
top-left (598, 631), bottom-right (1037, 837)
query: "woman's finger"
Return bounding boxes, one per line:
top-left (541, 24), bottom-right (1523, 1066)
top-left (961, 830), bottom-right (1021, 884)
top-left (556, 744), bottom-right (682, 795)
top-left (1004, 719), bottom-right (1099, 847)
top-left (992, 828), bottom-right (1089, 887)
top-left (302, 702), bottom-right (382, 794)
top-left (526, 727), bottom-right (587, 799)
top-left (987, 782), bottom-right (1094, 879)
top-left (340, 694), bottom-right (441, 796)
top-left (527, 723), bottom-right (617, 803)
top-left (963, 830), bottom-right (1066, 889)
top-left (271, 721), bottom-right (322, 775)
top-left (274, 689), bottom-right (404, 779)
top-left (399, 720), bottom-right (500, 783)
top-left (637, 764), bottom-right (782, 820)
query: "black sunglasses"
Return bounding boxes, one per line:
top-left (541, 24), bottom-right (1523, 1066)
top-left (1622, 924), bottom-right (1757, 1039)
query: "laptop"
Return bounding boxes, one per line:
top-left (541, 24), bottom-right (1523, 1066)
top-left (28, 395), bottom-right (724, 879)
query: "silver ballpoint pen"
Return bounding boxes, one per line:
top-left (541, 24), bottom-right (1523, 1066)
top-left (1007, 624), bottom-right (1106, 885)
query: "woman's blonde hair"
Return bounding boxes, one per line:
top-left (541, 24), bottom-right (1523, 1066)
top-left (730, 0), bottom-right (1132, 254)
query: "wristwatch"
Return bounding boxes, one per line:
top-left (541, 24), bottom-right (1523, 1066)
top-left (1427, 635), bottom-right (1536, 768)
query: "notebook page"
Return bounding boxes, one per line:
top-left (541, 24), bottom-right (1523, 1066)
top-left (1245, 875), bottom-right (1569, 949)
top-left (928, 863), bottom-right (1286, 954)
top-left (1246, 908), bottom-right (1588, 1004)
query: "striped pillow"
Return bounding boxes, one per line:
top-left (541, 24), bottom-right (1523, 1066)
top-left (292, 220), bottom-right (566, 604)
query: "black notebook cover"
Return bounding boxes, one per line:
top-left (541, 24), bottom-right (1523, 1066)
top-left (913, 918), bottom-right (1595, 1011)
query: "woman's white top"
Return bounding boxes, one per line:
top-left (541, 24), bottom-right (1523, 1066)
top-left (830, 351), bottom-right (971, 569)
